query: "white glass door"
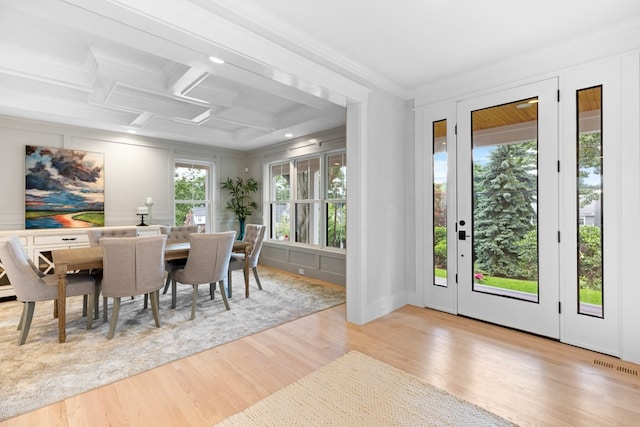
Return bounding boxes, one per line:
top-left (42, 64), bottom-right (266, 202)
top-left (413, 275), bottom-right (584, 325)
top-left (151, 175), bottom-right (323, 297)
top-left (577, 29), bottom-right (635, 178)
top-left (456, 79), bottom-right (560, 338)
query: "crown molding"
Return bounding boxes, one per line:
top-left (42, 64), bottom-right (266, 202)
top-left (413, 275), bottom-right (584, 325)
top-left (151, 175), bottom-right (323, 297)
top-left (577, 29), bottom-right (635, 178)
top-left (187, 0), bottom-right (408, 99)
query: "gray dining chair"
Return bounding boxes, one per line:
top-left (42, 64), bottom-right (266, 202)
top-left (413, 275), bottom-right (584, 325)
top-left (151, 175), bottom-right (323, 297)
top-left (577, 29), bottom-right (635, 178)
top-left (170, 231), bottom-right (236, 320)
top-left (87, 228), bottom-right (137, 247)
top-left (0, 235), bottom-right (97, 345)
top-left (160, 225), bottom-right (198, 294)
top-left (100, 235), bottom-right (167, 339)
top-left (87, 227), bottom-right (139, 320)
top-left (227, 224), bottom-right (266, 298)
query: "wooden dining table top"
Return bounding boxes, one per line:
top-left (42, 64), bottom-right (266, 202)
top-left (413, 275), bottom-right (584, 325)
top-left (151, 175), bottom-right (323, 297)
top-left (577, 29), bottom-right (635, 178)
top-left (52, 240), bottom-right (252, 269)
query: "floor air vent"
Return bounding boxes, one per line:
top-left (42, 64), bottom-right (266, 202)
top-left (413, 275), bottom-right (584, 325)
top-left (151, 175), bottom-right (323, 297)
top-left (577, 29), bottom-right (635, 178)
top-left (594, 359), bottom-right (639, 376)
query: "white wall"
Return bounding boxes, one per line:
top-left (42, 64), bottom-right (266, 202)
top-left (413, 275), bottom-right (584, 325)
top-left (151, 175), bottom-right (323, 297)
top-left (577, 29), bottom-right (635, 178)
top-left (0, 116), bottom-right (245, 231)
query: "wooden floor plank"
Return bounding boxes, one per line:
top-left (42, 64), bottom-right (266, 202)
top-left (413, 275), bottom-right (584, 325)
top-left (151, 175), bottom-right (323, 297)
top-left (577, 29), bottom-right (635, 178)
top-left (3, 295), bottom-right (640, 426)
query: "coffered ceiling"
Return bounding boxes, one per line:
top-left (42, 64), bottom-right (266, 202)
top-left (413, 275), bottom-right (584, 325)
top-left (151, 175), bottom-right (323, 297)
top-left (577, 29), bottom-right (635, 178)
top-left (0, 0), bottom-right (346, 151)
top-left (1, 1), bottom-right (638, 151)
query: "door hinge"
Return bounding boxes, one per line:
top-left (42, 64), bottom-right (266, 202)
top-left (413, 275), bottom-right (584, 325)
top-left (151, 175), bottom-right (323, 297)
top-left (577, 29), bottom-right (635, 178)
top-left (557, 231), bottom-right (561, 243)
top-left (557, 160), bottom-right (560, 172)
top-left (454, 124), bottom-right (457, 135)
top-left (455, 273), bottom-right (458, 284)
top-left (557, 89), bottom-right (560, 102)
top-left (558, 301), bottom-right (562, 313)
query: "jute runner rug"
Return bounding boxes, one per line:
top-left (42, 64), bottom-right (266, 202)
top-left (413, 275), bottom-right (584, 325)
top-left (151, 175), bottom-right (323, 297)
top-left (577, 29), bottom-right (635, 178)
top-left (215, 351), bottom-right (517, 427)
top-left (0, 268), bottom-right (345, 421)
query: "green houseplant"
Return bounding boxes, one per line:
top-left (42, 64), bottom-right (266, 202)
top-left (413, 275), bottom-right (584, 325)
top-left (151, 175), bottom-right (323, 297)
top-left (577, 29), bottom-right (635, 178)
top-left (221, 176), bottom-right (259, 240)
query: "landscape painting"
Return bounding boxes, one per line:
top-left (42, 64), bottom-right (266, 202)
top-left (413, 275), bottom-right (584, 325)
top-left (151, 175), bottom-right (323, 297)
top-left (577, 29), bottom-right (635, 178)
top-left (25, 145), bottom-right (105, 229)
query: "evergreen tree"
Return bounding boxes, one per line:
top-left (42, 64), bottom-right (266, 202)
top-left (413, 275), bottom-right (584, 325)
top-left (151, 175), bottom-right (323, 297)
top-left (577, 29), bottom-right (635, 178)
top-left (474, 141), bottom-right (537, 278)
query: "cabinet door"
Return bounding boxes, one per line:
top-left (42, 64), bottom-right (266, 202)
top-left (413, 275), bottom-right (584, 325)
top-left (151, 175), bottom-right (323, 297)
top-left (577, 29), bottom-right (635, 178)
top-left (33, 232), bottom-right (90, 274)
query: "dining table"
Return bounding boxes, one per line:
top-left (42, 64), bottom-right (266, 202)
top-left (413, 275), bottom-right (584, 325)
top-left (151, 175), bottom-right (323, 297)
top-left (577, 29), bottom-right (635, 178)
top-left (51, 240), bottom-right (252, 343)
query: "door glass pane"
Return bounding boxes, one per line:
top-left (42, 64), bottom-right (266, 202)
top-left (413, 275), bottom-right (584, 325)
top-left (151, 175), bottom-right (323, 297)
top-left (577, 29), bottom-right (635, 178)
top-left (433, 119), bottom-right (447, 286)
top-left (576, 86), bottom-right (603, 318)
top-left (472, 98), bottom-right (539, 302)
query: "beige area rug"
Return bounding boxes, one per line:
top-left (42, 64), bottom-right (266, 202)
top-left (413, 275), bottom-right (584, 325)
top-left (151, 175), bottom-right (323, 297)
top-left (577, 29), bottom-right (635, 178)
top-left (0, 268), bottom-right (345, 421)
top-left (216, 351), bottom-right (517, 427)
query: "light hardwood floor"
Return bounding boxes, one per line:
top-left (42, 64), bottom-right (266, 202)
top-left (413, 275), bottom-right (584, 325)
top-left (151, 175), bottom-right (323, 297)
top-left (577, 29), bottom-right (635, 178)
top-left (3, 291), bottom-right (640, 426)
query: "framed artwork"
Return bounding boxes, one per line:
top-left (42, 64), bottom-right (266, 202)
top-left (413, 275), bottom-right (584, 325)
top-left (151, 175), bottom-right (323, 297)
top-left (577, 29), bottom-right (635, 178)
top-left (25, 145), bottom-right (105, 229)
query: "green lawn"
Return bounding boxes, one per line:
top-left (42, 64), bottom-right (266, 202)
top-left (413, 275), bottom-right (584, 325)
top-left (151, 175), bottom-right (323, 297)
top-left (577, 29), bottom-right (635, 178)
top-left (435, 268), bottom-right (602, 305)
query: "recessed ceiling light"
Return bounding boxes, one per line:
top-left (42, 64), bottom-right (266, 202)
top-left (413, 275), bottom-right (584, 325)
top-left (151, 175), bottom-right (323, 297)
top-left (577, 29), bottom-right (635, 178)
top-left (126, 129), bottom-right (137, 134)
top-left (528, 99), bottom-right (539, 104)
top-left (516, 103), bottom-right (532, 109)
top-left (209, 56), bottom-right (225, 64)
top-left (285, 133), bottom-right (293, 138)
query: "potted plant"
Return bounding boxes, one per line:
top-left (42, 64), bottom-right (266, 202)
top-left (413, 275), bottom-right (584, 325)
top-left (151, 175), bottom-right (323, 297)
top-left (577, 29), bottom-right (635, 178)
top-left (221, 176), bottom-right (259, 239)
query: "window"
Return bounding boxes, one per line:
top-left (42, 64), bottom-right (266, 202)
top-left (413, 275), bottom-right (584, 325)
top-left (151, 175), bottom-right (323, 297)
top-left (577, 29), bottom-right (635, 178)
top-left (326, 152), bottom-right (347, 249)
top-left (174, 162), bottom-right (212, 232)
top-left (268, 151), bottom-right (346, 249)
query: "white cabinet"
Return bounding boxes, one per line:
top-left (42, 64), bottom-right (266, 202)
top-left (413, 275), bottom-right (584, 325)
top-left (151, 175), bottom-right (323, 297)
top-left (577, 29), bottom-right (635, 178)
top-left (0, 226), bottom-right (160, 298)
top-left (32, 232), bottom-right (91, 274)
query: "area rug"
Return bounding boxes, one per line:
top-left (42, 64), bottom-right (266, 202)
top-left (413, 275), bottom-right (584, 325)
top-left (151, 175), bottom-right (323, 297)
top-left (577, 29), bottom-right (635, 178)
top-left (0, 268), bottom-right (345, 421)
top-left (215, 351), bottom-right (517, 427)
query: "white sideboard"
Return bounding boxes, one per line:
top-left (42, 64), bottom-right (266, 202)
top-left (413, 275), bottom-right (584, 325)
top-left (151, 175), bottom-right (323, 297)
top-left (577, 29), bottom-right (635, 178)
top-left (0, 226), bottom-right (161, 298)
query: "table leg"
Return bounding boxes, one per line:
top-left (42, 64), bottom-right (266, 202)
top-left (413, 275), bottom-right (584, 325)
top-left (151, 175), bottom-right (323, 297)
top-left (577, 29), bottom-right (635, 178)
top-left (56, 262), bottom-right (68, 343)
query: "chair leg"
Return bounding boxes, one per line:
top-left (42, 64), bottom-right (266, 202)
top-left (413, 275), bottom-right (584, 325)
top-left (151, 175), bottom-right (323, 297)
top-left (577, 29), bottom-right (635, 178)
top-left (103, 296), bottom-right (108, 322)
top-left (219, 280), bottom-right (230, 311)
top-left (82, 295), bottom-right (88, 317)
top-left (86, 293), bottom-right (94, 330)
top-left (191, 284), bottom-right (198, 320)
top-left (150, 290), bottom-right (161, 327)
top-left (94, 286), bottom-right (100, 320)
top-left (163, 274), bottom-right (171, 294)
top-left (227, 270), bottom-right (233, 298)
top-left (252, 267), bottom-right (262, 290)
top-left (209, 282), bottom-right (216, 300)
top-left (17, 302), bottom-right (35, 345)
top-left (171, 277), bottom-right (177, 309)
top-left (143, 293), bottom-right (148, 309)
top-left (107, 297), bottom-right (121, 339)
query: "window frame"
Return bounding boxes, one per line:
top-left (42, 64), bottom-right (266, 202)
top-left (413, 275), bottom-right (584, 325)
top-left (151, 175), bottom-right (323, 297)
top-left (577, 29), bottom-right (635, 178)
top-left (173, 160), bottom-right (214, 233)
top-left (267, 149), bottom-right (346, 250)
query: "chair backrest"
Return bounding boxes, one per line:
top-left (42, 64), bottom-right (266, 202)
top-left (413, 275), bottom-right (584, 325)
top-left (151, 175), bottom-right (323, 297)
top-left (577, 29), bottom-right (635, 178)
top-left (243, 224), bottom-right (267, 268)
top-left (87, 227), bottom-right (137, 247)
top-left (160, 225), bottom-right (198, 242)
top-left (0, 236), bottom-right (51, 302)
top-left (100, 235), bottom-right (167, 297)
top-left (180, 231), bottom-right (236, 284)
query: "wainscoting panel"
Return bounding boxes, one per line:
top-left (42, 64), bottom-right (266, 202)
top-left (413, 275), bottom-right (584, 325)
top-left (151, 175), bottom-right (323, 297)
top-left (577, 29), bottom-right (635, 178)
top-left (261, 242), bottom-right (346, 286)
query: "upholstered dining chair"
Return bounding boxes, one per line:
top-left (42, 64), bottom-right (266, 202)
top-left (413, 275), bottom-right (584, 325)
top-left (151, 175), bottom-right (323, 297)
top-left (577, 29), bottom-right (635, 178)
top-left (87, 227), bottom-right (137, 247)
top-left (227, 224), bottom-right (266, 298)
top-left (100, 235), bottom-right (167, 339)
top-left (160, 225), bottom-right (198, 294)
top-left (87, 227), bottom-right (139, 320)
top-left (0, 235), bottom-right (97, 345)
top-left (170, 231), bottom-right (236, 320)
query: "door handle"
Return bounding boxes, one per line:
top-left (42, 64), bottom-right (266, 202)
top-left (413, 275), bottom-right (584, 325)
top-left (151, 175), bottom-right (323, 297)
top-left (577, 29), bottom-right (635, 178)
top-left (458, 230), bottom-right (470, 240)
